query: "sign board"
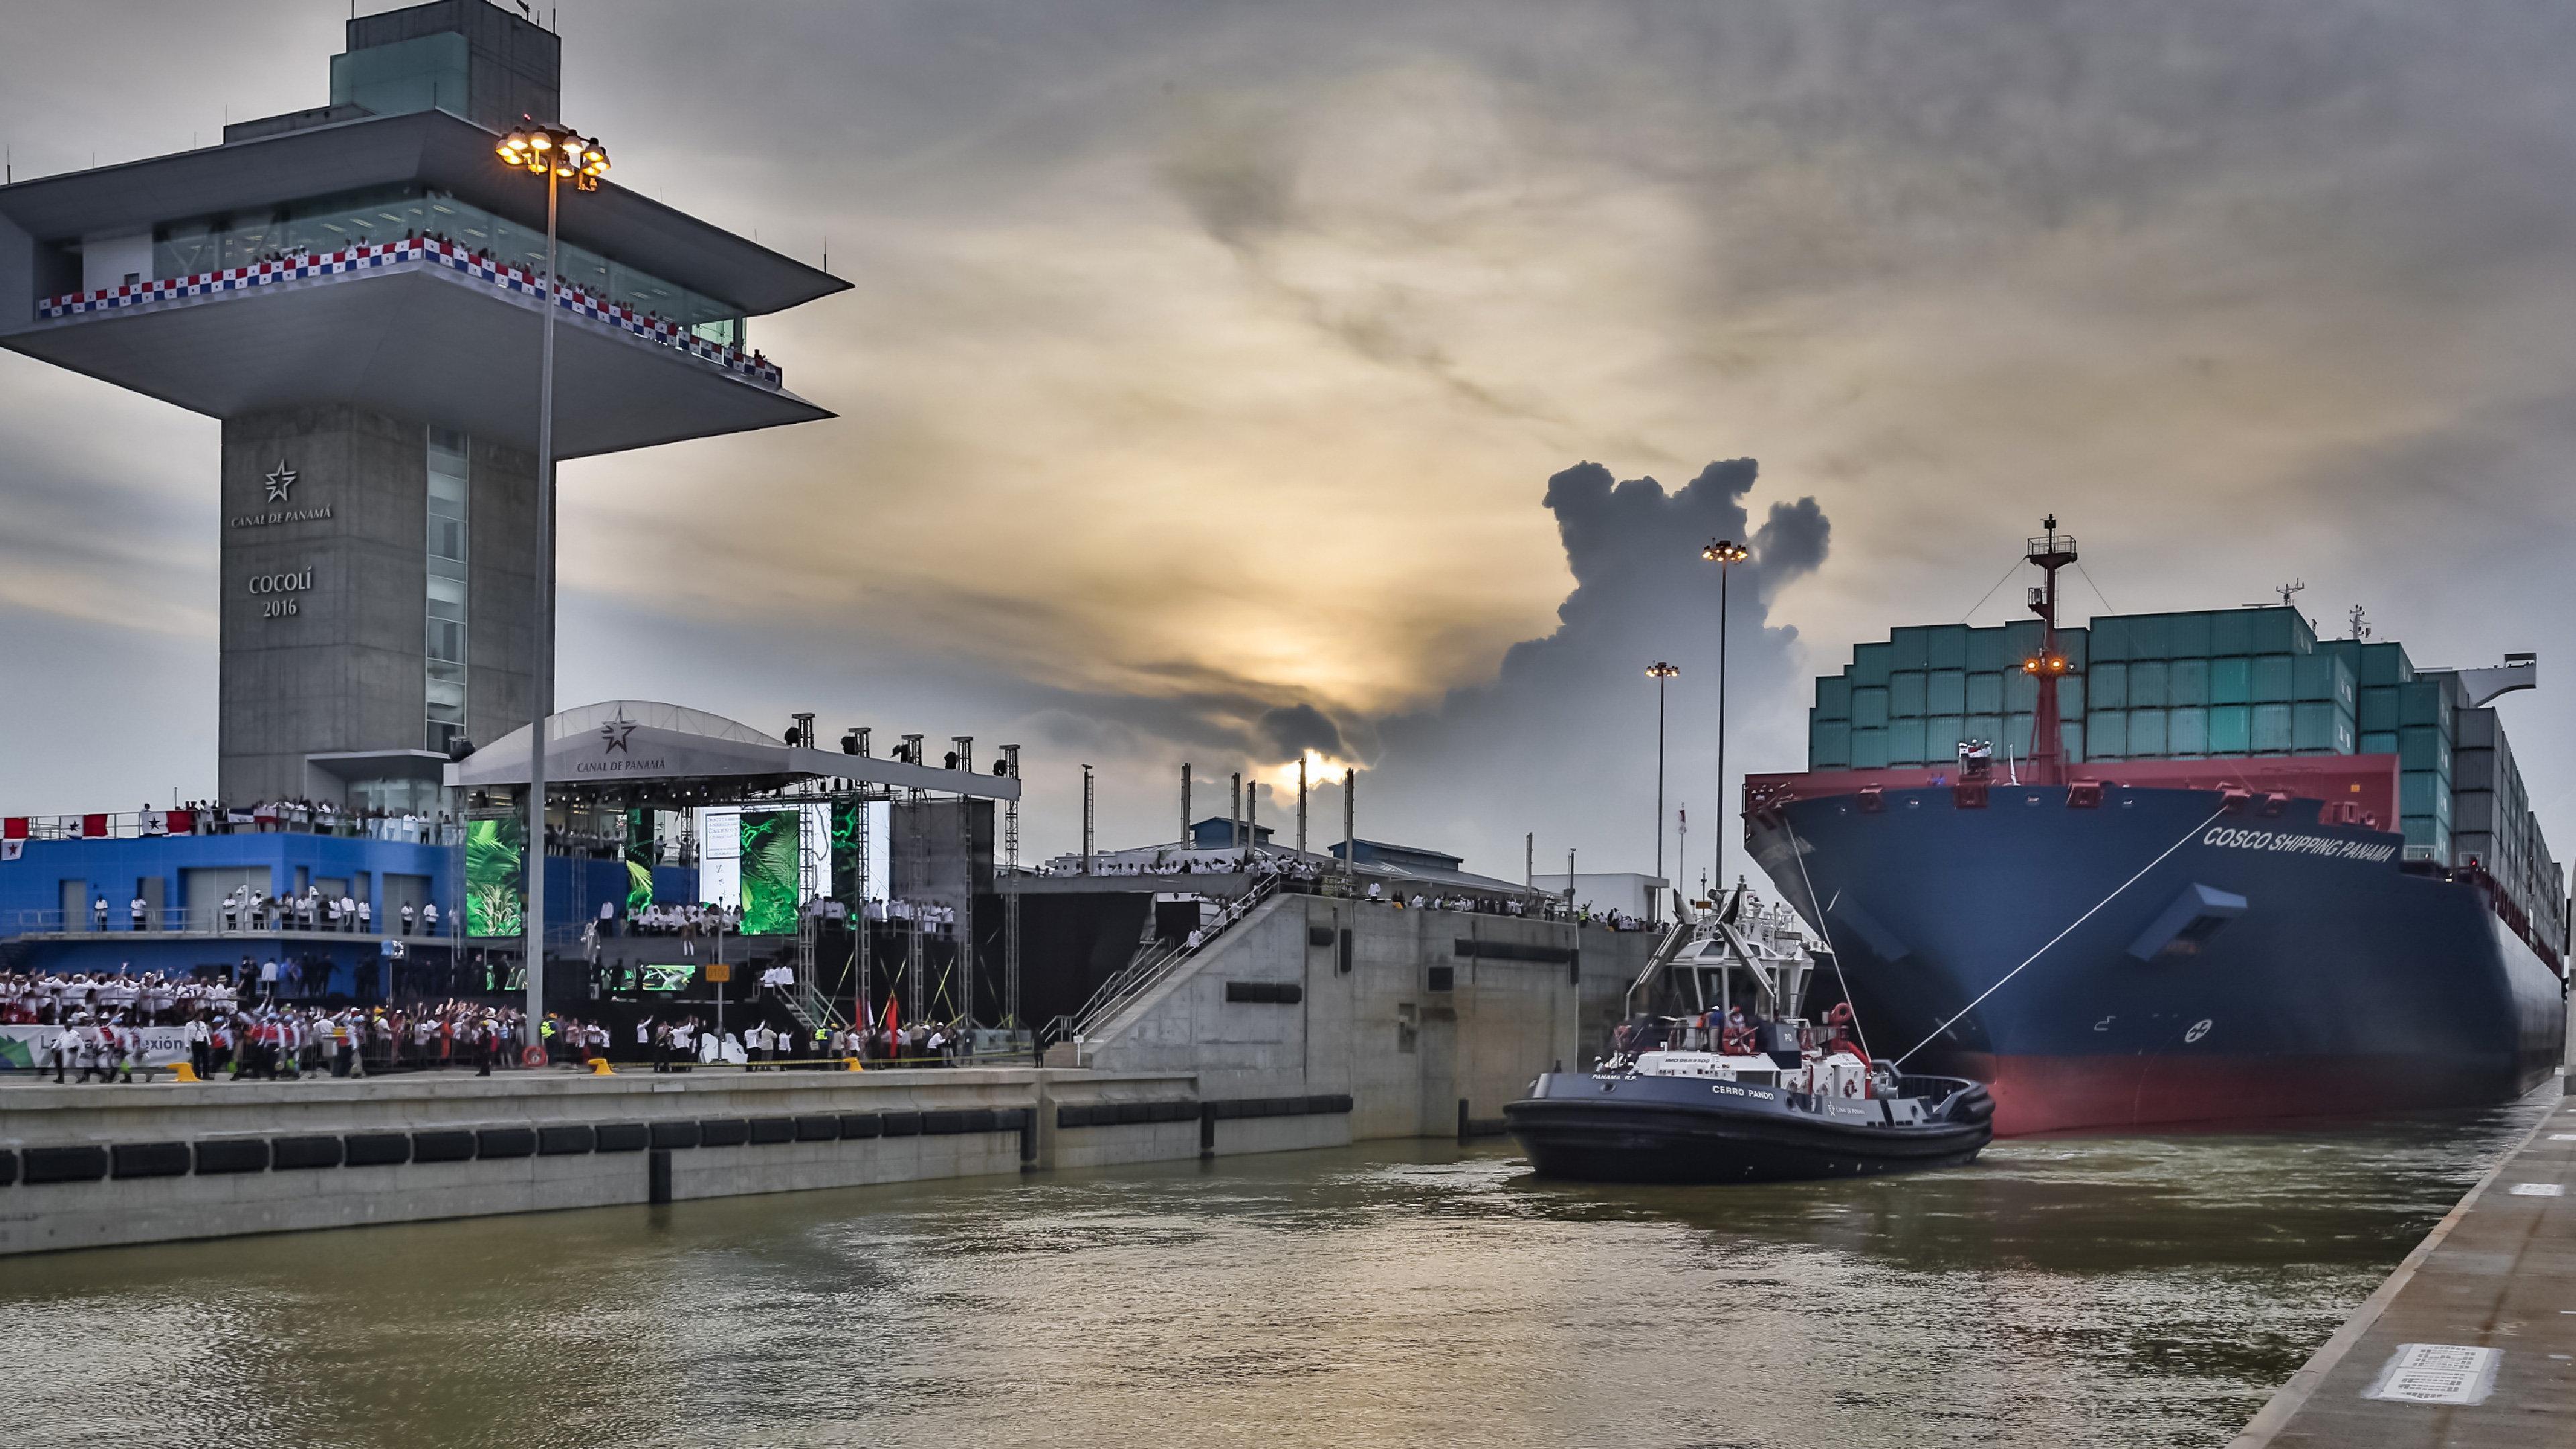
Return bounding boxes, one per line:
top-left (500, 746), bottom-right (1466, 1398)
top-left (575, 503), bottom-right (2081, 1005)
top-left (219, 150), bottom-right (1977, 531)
top-left (703, 961), bottom-right (732, 983)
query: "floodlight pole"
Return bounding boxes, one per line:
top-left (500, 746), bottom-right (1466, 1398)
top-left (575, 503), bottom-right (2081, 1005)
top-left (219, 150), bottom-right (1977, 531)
top-left (521, 158), bottom-right (560, 1044)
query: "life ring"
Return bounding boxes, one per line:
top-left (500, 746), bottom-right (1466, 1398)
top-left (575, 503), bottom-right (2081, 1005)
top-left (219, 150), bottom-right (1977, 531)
top-left (1720, 1026), bottom-right (1758, 1056)
top-left (1840, 1071), bottom-right (1863, 1098)
top-left (519, 1044), bottom-right (549, 1069)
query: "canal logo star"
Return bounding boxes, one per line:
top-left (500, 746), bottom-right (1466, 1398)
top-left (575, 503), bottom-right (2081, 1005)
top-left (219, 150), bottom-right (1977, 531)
top-left (264, 460), bottom-right (297, 502)
top-left (599, 714), bottom-right (637, 754)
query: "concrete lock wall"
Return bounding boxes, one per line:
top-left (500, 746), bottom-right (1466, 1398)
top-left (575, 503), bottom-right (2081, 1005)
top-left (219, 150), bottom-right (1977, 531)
top-left (1078, 894), bottom-right (1650, 1138)
top-left (0, 1069), bottom-right (1362, 1256)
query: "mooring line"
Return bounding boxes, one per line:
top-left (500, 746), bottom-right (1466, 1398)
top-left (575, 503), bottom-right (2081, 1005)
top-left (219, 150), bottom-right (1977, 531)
top-left (1783, 817), bottom-right (1874, 1061)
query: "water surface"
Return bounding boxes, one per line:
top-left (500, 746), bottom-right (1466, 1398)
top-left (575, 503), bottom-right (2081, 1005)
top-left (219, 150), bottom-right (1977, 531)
top-left (0, 1097), bottom-right (2544, 1449)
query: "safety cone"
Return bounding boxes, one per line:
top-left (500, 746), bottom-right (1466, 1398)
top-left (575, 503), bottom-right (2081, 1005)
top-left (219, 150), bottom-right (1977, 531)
top-left (589, 1057), bottom-right (616, 1075)
top-left (169, 1062), bottom-right (202, 1083)
top-left (843, 1056), bottom-right (865, 1072)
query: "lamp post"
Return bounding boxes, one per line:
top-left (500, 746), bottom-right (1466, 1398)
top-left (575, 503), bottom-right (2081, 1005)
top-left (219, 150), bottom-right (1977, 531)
top-left (496, 121), bottom-right (608, 1044)
top-left (1701, 537), bottom-right (1750, 892)
top-left (1646, 661), bottom-right (1678, 916)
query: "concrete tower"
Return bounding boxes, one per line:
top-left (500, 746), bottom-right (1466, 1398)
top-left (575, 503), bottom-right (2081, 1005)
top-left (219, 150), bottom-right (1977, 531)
top-left (0, 0), bottom-right (844, 809)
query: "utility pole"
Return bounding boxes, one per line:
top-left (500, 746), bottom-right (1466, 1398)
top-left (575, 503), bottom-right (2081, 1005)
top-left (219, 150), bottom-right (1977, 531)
top-left (1180, 762), bottom-right (1191, 849)
top-left (1564, 847), bottom-right (1577, 907)
top-left (1524, 831), bottom-right (1534, 889)
top-left (1702, 538), bottom-right (1750, 892)
top-left (1080, 764), bottom-right (1094, 874)
top-left (1297, 756), bottom-right (1309, 853)
top-left (1230, 772), bottom-right (1242, 853)
top-left (1002, 745), bottom-right (1022, 1035)
top-left (1647, 661), bottom-right (1678, 914)
top-left (1342, 769), bottom-right (1356, 882)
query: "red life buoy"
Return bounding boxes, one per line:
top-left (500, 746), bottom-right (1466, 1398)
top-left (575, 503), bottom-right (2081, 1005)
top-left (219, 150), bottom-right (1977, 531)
top-left (519, 1044), bottom-right (548, 1069)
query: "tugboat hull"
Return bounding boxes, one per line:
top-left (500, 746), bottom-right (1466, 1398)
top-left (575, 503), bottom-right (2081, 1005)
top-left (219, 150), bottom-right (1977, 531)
top-left (1506, 1073), bottom-right (1994, 1183)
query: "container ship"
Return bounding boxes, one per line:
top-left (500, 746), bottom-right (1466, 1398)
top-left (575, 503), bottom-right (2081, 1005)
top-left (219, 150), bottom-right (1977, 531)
top-left (1744, 521), bottom-right (2567, 1135)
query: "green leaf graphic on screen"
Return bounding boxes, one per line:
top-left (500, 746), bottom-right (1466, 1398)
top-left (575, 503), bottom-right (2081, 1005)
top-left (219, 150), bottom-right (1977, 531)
top-left (740, 809), bottom-right (800, 935)
top-left (626, 859), bottom-right (654, 915)
top-left (466, 816), bottom-right (525, 937)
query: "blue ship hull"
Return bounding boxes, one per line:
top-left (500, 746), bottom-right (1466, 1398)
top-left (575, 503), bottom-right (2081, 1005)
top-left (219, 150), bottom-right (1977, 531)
top-left (1746, 784), bottom-right (2565, 1135)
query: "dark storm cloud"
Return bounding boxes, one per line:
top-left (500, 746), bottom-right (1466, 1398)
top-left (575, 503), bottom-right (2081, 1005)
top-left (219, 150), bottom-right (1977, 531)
top-left (1358, 457), bottom-right (1827, 879)
top-left (1259, 702), bottom-right (1346, 759)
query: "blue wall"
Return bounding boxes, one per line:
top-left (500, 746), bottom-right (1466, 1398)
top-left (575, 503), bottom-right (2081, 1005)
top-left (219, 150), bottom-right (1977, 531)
top-left (1, 833), bottom-right (456, 930)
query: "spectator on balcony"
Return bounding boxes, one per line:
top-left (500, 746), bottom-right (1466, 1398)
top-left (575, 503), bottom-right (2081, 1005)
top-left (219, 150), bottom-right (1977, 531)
top-left (422, 900), bottom-right (440, 936)
top-left (130, 895), bottom-right (146, 932)
top-left (357, 898), bottom-right (372, 934)
top-left (93, 895), bottom-right (108, 931)
top-left (400, 902), bottom-right (417, 934)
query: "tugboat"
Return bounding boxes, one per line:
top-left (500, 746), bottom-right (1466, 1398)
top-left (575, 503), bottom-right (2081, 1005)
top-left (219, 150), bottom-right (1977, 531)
top-left (1507, 885), bottom-right (1995, 1183)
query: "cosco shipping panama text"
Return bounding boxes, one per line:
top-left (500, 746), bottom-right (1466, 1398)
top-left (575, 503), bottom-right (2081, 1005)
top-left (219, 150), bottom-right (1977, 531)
top-left (2202, 827), bottom-right (2400, 863)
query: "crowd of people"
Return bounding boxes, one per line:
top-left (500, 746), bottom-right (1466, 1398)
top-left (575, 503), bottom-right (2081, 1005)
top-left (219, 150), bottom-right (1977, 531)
top-left (9, 991), bottom-right (633, 1085)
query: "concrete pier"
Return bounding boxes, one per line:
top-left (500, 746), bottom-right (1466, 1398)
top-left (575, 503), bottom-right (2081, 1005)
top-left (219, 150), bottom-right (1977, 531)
top-left (2231, 1090), bottom-right (2575, 1447)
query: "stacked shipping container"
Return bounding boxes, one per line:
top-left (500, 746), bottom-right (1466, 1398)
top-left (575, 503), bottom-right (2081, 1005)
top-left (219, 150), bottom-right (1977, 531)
top-left (1809, 609), bottom-right (2560, 935)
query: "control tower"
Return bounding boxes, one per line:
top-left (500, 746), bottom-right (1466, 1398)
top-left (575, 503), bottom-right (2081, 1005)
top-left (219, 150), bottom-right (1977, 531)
top-left (0, 0), bottom-right (845, 809)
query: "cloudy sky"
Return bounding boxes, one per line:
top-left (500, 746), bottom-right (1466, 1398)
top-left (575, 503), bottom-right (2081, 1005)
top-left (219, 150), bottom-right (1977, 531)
top-left (4, 0), bottom-right (2573, 885)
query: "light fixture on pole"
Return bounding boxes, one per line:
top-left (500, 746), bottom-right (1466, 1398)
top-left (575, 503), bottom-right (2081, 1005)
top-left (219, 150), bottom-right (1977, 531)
top-left (1646, 661), bottom-right (1679, 916)
top-left (495, 119), bottom-right (608, 1041)
top-left (1701, 537), bottom-right (1750, 892)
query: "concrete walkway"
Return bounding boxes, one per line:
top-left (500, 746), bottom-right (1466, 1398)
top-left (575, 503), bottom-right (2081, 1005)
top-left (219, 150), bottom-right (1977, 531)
top-left (2231, 1090), bottom-right (2575, 1447)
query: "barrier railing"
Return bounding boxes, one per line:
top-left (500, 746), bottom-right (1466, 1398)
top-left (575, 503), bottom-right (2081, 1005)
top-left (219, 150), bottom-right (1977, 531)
top-left (36, 237), bottom-right (784, 388)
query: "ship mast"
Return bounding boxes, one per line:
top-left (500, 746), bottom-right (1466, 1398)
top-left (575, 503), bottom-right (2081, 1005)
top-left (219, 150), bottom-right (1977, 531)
top-left (2024, 517), bottom-right (2078, 786)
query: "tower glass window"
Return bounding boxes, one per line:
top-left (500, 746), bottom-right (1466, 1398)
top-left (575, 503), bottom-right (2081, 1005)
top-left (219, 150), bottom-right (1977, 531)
top-left (425, 427), bottom-right (470, 753)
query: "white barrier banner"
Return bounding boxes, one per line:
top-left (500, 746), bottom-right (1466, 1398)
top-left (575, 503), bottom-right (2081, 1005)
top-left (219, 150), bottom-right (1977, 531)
top-left (0, 1023), bottom-right (191, 1069)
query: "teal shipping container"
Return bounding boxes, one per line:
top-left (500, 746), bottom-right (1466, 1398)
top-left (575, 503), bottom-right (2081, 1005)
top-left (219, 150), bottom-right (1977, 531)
top-left (2169, 705), bottom-right (2210, 756)
top-left (2005, 669), bottom-right (2039, 713)
top-left (1815, 674), bottom-right (1852, 720)
top-left (2398, 680), bottom-right (2452, 736)
top-left (1927, 624), bottom-right (1969, 670)
top-left (1851, 727), bottom-right (1888, 769)
top-left (2210, 656), bottom-right (2252, 706)
top-left (1888, 627), bottom-right (1932, 671)
top-left (2251, 702), bottom-right (2294, 752)
top-left (2209, 704), bottom-right (2253, 754)
top-left (2090, 712), bottom-right (2129, 758)
top-left (1853, 688), bottom-right (1889, 729)
top-left (1810, 716), bottom-right (1850, 767)
top-left (1928, 669), bottom-right (1966, 716)
top-left (2292, 701), bottom-right (2355, 754)
top-left (1886, 718), bottom-right (1927, 765)
top-left (2359, 730), bottom-right (2398, 755)
top-left (1967, 672), bottom-right (2004, 714)
top-left (1852, 642), bottom-right (1892, 688)
top-left (2169, 657), bottom-right (2210, 707)
top-left (2251, 655), bottom-right (2296, 704)
top-left (1890, 671), bottom-right (1927, 719)
top-left (2358, 685), bottom-right (2398, 733)
top-left (2398, 726), bottom-right (2451, 775)
top-left (2091, 662), bottom-right (2129, 711)
top-left (2129, 708), bottom-right (2169, 757)
top-left (2130, 660), bottom-right (2169, 709)
top-left (2360, 640), bottom-right (2413, 688)
top-left (2292, 653), bottom-right (2357, 710)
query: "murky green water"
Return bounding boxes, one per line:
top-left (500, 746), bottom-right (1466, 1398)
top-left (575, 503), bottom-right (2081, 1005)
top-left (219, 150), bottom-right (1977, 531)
top-left (0, 1096), bottom-right (2546, 1449)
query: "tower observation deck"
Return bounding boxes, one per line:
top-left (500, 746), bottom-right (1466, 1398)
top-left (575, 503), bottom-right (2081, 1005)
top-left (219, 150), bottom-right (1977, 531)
top-left (0, 0), bottom-right (847, 809)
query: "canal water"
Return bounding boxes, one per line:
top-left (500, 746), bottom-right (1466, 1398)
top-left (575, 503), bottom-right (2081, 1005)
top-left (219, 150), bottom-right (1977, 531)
top-left (0, 1095), bottom-right (2546, 1449)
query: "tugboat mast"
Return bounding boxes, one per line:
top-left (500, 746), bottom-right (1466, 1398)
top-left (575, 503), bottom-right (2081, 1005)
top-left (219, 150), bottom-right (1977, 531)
top-left (2023, 517), bottom-right (2078, 785)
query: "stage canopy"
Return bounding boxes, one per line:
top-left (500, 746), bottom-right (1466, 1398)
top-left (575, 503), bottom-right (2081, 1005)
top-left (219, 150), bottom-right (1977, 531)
top-left (447, 700), bottom-right (1020, 801)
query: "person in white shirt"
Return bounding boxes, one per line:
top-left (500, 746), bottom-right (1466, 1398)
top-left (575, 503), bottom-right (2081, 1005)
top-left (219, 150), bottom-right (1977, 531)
top-left (400, 902), bottom-right (416, 934)
top-left (421, 900), bottom-right (439, 935)
top-left (356, 899), bottom-right (372, 934)
top-left (132, 895), bottom-right (152, 932)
